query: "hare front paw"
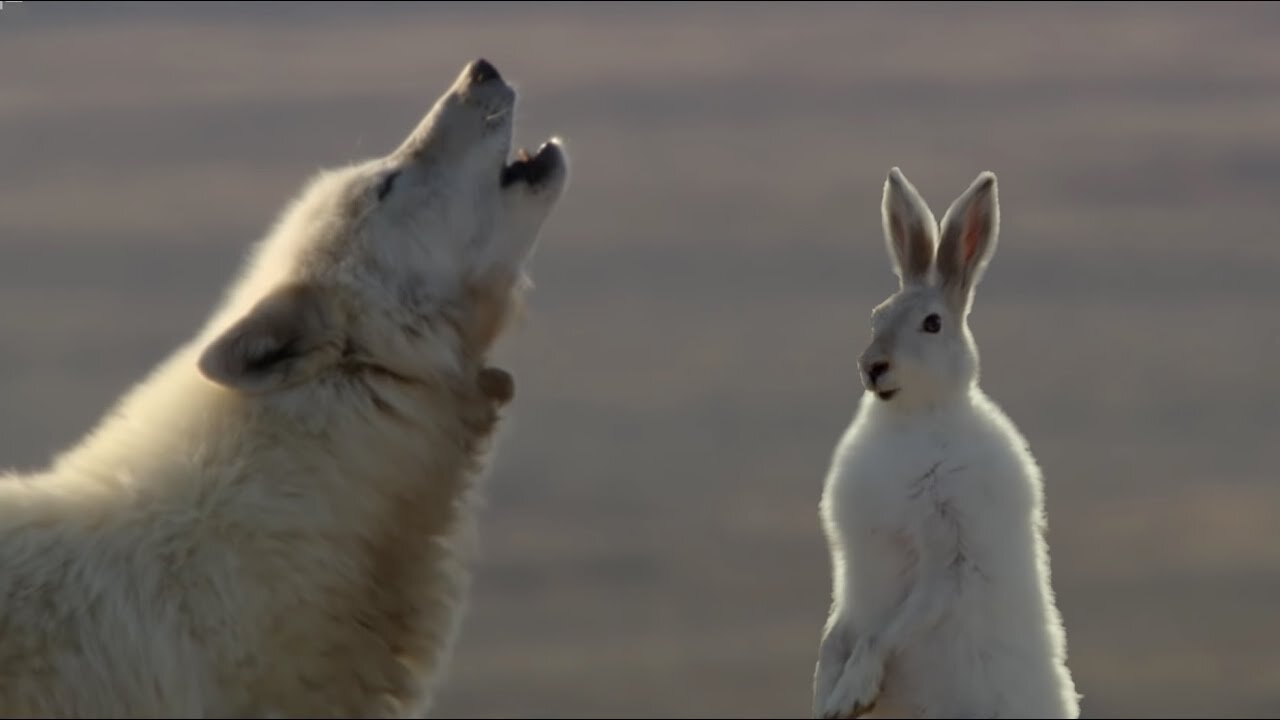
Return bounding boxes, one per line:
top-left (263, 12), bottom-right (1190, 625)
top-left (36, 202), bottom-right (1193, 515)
top-left (818, 640), bottom-right (884, 719)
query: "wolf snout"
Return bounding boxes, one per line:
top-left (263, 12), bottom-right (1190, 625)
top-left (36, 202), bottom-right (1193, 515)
top-left (466, 58), bottom-right (503, 86)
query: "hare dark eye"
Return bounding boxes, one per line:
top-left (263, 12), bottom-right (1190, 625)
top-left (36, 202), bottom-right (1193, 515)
top-left (376, 171), bottom-right (401, 202)
top-left (922, 313), bottom-right (941, 333)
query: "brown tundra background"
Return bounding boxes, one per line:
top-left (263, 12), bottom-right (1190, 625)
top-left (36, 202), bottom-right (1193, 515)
top-left (1, 2), bottom-right (1277, 717)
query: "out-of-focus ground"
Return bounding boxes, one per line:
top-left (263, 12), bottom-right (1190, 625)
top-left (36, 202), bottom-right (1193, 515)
top-left (1, 2), bottom-right (1278, 717)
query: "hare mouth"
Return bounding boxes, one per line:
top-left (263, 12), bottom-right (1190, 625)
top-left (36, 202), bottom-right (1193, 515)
top-left (876, 389), bottom-right (899, 401)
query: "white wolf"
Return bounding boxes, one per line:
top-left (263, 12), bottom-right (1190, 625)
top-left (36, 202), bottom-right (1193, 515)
top-left (813, 168), bottom-right (1080, 719)
top-left (0, 58), bottom-right (568, 718)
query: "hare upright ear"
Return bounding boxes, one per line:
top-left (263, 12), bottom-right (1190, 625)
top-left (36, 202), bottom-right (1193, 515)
top-left (881, 167), bottom-right (938, 288)
top-left (936, 171), bottom-right (1000, 314)
top-left (197, 282), bottom-right (342, 394)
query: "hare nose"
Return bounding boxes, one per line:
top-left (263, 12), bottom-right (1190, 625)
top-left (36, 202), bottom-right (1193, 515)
top-left (867, 361), bottom-right (890, 384)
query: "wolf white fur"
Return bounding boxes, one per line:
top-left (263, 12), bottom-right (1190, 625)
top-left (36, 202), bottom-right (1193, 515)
top-left (813, 168), bottom-right (1080, 719)
top-left (0, 59), bottom-right (568, 717)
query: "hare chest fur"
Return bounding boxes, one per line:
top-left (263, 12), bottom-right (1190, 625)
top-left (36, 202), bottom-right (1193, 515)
top-left (813, 168), bottom-right (1079, 719)
top-left (821, 392), bottom-right (1076, 718)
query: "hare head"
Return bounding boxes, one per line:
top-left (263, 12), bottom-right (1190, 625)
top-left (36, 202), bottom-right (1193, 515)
top-left (858, 167), bottom-right (1000, 410)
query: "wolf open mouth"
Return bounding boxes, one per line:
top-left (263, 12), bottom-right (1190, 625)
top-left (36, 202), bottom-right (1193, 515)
top-left (501, 141), bottom-right (562, 188)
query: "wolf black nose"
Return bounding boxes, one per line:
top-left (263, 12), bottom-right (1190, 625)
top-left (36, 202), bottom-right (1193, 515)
top-left (469, 58), bottom-right (502, 85)
top-left (867, 361), bottom-right (890, 384)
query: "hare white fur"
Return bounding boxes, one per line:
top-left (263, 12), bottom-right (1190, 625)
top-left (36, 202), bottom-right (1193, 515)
top-left (813, 168), bottom-right (1081, 718)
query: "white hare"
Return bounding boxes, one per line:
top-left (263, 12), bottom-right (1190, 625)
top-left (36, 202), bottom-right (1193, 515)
top-left (813, 168), bottom-right (1081, 719)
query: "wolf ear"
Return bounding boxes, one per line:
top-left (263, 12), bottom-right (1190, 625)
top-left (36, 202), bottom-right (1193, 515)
top-left (197, 282), bottom-right (341, 394)
top-left (881, 167), bottom-right (938, 288)
top-left (936, 171), bottom-right (1000, 314)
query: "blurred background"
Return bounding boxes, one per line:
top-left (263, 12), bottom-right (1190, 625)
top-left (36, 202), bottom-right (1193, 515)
top-left (2, 1), bottom-right (1278, 717)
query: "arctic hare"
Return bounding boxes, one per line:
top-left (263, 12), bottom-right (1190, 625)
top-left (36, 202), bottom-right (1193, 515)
top-left (813, 168), bottom-right (1080, 718)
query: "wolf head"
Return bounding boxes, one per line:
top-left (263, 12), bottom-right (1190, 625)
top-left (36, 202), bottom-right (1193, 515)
top-left (195, 59), bottom-right (568, 398)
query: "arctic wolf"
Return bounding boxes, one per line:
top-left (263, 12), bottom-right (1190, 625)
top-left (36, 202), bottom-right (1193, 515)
top-left (0, 58), bottom-right (569, 717)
